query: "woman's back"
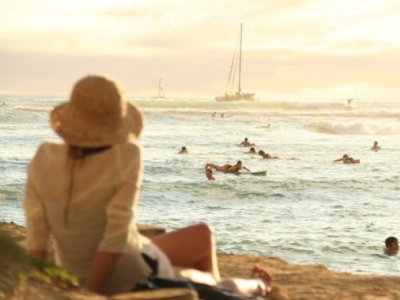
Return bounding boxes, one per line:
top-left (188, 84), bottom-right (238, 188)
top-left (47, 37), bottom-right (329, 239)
top-left (25, 141), bottom-right (151, 294)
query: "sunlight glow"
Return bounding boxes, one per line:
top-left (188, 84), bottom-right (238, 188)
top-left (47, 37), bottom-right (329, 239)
top-left (1, 0), bottom-right (400, 97)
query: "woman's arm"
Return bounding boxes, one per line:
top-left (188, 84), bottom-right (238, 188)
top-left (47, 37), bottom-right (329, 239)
top-left (28, 250), bottom-right (47, 260)
top-left (86, 252), bottom-right (121, 292)
top-left (24, 150), bottom-right (50, 259)
top-left (91, 144), bottom-right (143, 292)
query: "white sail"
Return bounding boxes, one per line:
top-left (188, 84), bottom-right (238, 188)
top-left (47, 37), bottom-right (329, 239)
top-left (157, 78), bottom-right (165, 98)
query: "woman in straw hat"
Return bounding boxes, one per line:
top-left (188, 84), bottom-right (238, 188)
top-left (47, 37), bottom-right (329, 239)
top-left (23, 75), bottom-right (272, 297)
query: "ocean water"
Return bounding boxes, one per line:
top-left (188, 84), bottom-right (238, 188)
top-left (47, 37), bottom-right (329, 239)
top-left (1, 94), bottom-right (400, 276)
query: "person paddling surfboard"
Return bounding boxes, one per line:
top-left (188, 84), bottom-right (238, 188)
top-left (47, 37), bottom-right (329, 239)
top-left (205, 160), bottom-right (250, 172)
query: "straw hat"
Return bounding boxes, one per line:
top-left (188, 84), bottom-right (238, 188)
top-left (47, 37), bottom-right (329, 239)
top-left (50, 75), bottom-right (143, 147)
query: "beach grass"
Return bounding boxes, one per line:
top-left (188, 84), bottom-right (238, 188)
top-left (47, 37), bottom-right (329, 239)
top-left (0, 230), bottom-right (78, 297)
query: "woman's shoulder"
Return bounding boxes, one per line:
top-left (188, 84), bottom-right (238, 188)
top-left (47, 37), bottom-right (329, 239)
top-left (112, 142), bottom-right (143, 165)
top-left (117, 142), bottom-right (142, 155)
top-left (35, 141), bottom-right (67, 156)
top-left (28, 141), bottom-right (67, 172)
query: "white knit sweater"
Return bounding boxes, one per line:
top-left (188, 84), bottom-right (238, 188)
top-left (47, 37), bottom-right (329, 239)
top-left (23, 141), bottom-right (158, 295)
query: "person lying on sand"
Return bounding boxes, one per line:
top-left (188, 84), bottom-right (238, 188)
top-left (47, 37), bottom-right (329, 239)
top-left (384, 236), bottom-right (398, 256)
top-left (371, 141), bottom-right (381, 151)
top-left (334, 154), bottom-right (360, 164)
top-left (205, 160), bottom-right (250, 172)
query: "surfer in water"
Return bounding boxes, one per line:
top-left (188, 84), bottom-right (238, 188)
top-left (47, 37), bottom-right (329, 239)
top-left (205, 160), bottom-right (250, 172)
top-left (258, 150), bottom-right (279, 159)
top-left (245, 147), bottom-right (257, 155)
top-left (178, 146), bottom-right (188, 154)
top-left (205, 168), bottom-right (215, 180)
top-left (334, 154), bottom-right (360, 164)
top-left (240, 138), bottom-right (255, 147)
top-left (384, 236), bottom-right (398, 256)
top-left (371, 141), bottom-right (381, 151)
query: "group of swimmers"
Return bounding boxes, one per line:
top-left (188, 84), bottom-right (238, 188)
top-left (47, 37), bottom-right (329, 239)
top-left (177, 139), bottom-right (396, 257)
top-left (241, 139), bottom-right (382, 164)
top-left (211, 111), bottom-right (232, 118)
top-left (333, 141), bottom-right (381, 164)
top-left (178, 138), bottom-right (382, 180)
top-left (239, 138), bottom-right (280, 160)
top-left (245, 147), bottom-right (279, 159)
top-left (177, 144), bottom-right (251, 180)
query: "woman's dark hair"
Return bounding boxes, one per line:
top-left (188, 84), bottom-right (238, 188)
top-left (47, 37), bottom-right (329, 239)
top-left (385, 236), bottom-right (398, 247)
top-left (68, 145), bottom-right (111, 159)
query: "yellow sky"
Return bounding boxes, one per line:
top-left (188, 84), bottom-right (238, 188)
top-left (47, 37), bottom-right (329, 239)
top-left (1, 0), bottom-right (400, 99)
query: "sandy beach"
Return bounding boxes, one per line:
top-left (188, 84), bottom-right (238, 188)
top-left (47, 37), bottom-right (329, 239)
top-left (1, 221), bottom-right (400, 300)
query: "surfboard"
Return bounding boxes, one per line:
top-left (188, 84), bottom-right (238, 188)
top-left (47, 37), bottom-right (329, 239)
top-left (229, 171), bottom-right (268, 176)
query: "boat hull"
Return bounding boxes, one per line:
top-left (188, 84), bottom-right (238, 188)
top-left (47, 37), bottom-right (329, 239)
top-left (215, 93), bottom-right (255, 102)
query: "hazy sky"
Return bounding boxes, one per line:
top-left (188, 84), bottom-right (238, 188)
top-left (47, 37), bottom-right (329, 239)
top-left (1, 0), bottom-right (400, 99)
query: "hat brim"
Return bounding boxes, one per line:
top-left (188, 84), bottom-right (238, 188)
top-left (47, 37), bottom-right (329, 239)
top-left (50, 101), bottom-right (143, 147)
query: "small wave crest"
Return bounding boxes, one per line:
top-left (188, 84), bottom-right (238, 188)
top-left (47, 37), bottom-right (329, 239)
top-left (133, 99), bottom-right (400, 119)
top-left (13, 106), bottom-right (52, 112)
top-left (306, 121), bottom-right (400, 135)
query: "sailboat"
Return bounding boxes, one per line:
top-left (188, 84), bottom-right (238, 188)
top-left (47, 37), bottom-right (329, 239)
top-left (157, 78), bottom-right (165, 98)
top-left (215, 24), bottom-right (255, 102)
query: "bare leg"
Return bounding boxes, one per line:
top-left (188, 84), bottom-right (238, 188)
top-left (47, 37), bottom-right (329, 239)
top-left (205, 163), bottom-right (221, 171)
top-left (152, 223), bottom-right (221, 282)
top-left (216, 265), bottom-right (273, 297)
top-left (252, 265), bottom-right (273, 294)
top-left (173, 267), bottom-right (217, 286)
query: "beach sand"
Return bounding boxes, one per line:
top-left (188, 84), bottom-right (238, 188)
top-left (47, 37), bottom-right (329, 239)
top-left (1, 221), bottom-right (400, 300)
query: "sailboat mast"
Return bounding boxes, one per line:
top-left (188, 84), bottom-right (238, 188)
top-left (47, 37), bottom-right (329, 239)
top-left (215, 23), bottom-right (254, 102)
top-left (238, 23), bottom-right (243, 94)
top-left (158, 78), bottom-right (162, 97)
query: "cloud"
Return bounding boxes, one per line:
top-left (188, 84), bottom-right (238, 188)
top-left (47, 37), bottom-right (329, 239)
top-left (1, 0), bottom-right (400, 98)
top-left (1, 44), bottom-right (400, 98)
top-left (249, 47), bottom-right (400, 95)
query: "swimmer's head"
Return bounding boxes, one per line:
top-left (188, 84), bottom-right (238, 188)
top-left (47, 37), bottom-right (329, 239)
top-left (385, 236), bottom-right (398, 255)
